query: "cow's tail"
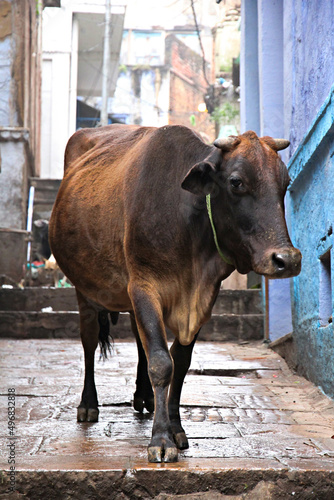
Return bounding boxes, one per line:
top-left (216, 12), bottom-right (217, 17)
top-left (98, 311), bottom-right (118, 360)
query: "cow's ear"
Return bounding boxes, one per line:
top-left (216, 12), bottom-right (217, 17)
top-left (181, 161), bottom-right (217, 196)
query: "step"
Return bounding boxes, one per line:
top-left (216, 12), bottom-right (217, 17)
top-left (0, 287), bottom-right (262, 315)
top-left (0, 287), bottom-right (263, 341)
top-left (29, 177), bottom-right (61, 220)
top-left (0, 310), bottom-right (263, 342)
top-left (29, 177), bottom-right (61, 205)
top-left (200, 313), bottom-right (263, 342)
top-left (212, 289), bottom-right (262, 315)
top-left (0, 287), bottom-right (78, 312)
top-left (0, 311), bottom-right (131, 340)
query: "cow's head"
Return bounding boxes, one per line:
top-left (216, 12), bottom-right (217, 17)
top-left (181, 131), bottom-right (301, 279)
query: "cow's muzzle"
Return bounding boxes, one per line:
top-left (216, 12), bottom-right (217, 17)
top-left (255, 247), bottom-right (302, 279)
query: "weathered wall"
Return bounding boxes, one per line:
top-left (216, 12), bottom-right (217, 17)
top-left (0, 129), bottom-right (29, 229)
top-left (0, 1), bottom-right (41, 230)
top-left (284, 0), bottom-right (334, 156)
top-left (0, 2), bottom-right (15, 124)
top-left (284, 1), bottom-right (334, 397)
top-left (0, 0), bottom-right (41, 167)
top-left (288, 86), bottom-right (334, 398)
top-left (258, 0), bottom-right (292, 342)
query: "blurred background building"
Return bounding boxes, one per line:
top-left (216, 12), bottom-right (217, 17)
top-left (40, 0), bottom-right (241, 179)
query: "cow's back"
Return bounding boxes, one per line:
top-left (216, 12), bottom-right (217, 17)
top-left (49, 124), bottom-right (212, 322)
top-left (63, 124), bottom-right (151, 172)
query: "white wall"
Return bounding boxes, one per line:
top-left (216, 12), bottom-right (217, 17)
top-left (41, 5), bottom-right (74, 179)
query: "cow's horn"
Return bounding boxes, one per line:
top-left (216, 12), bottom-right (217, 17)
top-left (213, 136), bottom-right (240, 151)
top-left (273, 139), bottom-right (290, 151)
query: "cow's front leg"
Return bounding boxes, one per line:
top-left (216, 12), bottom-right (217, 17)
top-left (76, 289), bottom-right (100, 423)
top-left (168, 334), bottom-right (198, 450)
top-left (129, 283), bottom-right (177, 463)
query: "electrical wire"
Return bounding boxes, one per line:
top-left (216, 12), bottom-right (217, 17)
top-left (190, 0), bottom-right (211, 87)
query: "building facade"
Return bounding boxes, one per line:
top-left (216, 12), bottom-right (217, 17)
top-left (0, 0), bottom-right (42, 229)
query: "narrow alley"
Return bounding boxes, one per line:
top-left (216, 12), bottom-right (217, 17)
top-left (1, 338), bottom-right (334, 499)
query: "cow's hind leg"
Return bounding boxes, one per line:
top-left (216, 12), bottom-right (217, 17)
top-left (76, 289), bottom-right (100, 423)
top-left (129, 283), bottom-right (177, 463)
top-left (131, 314), bottom-right (154, 413)
top-left (168, 334), bottom-right (198, 450)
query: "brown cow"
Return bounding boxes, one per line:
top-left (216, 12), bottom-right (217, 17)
top-left (49, 124), bottom-right (301, 463)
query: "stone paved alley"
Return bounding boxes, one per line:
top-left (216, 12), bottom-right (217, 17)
top-left (1, 339), bottom-right (334, 499)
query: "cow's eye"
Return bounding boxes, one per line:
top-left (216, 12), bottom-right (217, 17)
top-left (230, 176), bottom-right (243, 189)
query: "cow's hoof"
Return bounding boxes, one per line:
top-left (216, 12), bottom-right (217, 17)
top-left (133, 395), bottom-right (144, 413)
top-left (77, 407), bottom-right (87, 422)
top-left (148, 444), bottom-right (178, 463)
top-left (173, 431), bottom-right (189, 450)
top-left (171, 422), bottom-right (189, 449)
top-left (148, 436), bottom-right (178, 463)
top-left (77, 407), bottom-right (99, 422)
top-left (133, 393), bottom-right (154, 414)
top-left (87, 408), bottom-right (99, 422)
top-left (145, 397), bottom-right (154, 413)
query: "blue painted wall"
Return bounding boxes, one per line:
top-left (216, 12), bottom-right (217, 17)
top-left (241, 0), bottom-right (334, 395)
top-left (283, 0), bottom-right (334, 154)
top-left (283, 1), bottom-right (334, 397)
top-left (240, 0), bottom-right (260, 134)
top-left (288, 87), bottom-right (334, 397)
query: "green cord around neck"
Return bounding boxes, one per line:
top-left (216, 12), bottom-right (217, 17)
top-left (206, 194), bottom-right (233, 266)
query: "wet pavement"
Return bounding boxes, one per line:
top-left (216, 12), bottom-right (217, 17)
top-left (1, 338), bottom-right (334, 499)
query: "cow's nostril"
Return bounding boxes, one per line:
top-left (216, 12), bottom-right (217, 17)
top-left (272, 253), bottom-right (286, 271)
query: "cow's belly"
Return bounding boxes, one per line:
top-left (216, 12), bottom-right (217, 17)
top-left (55, 248), bottom-right (132, 312)
top-left (50, 220), bottom-right (132, 312)
top-left (76, 276), bottom-right (132, 312)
